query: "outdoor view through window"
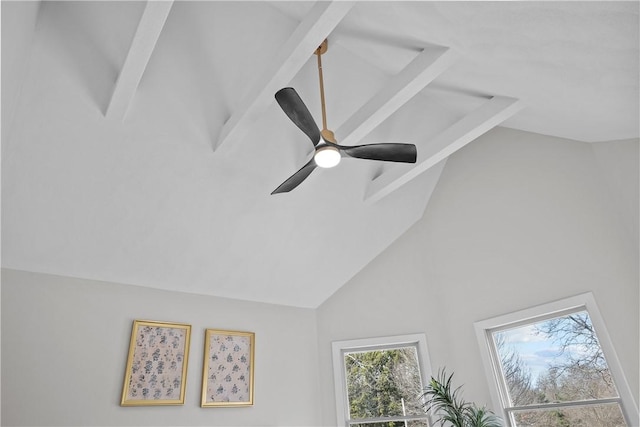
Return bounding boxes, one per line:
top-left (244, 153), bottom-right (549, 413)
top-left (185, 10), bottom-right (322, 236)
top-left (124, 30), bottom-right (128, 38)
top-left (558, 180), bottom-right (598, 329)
top-left (493, 310), bottom-right (627, 426)
top-left (344, 346), bottom-right (428, 426)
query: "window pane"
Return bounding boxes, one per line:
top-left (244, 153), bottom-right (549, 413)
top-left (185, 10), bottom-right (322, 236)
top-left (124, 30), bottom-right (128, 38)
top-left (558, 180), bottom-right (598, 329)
top-left (349, 419), bottom-right (429, 427)
top-left (511, 402), bottom-right (627, 427)
top-left (345, 347), bottom-right (424, 419)
top-left (493, 310), bottom-right (619, 407)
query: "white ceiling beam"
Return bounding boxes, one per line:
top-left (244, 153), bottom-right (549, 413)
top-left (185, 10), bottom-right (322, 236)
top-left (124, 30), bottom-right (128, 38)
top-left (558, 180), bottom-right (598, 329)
top-left (365, 96), bottom-right (524, 203)
top-left (337, 46), bottom-right (457, 146)
top-left (106, 1), bottom-right (173, 121)
top-left (215, 1), bottom-right (355, 151)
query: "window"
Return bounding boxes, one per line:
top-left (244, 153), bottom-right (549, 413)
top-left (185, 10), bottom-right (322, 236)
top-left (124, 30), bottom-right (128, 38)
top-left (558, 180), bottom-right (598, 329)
top-left (474, 293), bottom-right (638, 427)
top-left (332, 334), bottom-right (433, 427)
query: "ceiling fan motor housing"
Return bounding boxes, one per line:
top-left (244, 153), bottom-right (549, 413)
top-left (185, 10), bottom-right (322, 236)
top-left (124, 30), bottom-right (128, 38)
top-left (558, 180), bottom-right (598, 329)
top-left (320, 129), bottom-right (337, 143)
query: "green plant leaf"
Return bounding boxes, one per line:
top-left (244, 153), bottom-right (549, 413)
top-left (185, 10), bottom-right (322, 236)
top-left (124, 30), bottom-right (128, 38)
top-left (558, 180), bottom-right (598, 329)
top-left (421, 368), bottom-right (503, 427)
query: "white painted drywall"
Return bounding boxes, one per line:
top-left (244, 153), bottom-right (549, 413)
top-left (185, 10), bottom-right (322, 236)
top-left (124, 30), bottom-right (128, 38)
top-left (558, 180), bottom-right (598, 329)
top-left (316, 127), bottom-right (639, 425)
top-left (1, 269), bottom-right (321, 426)
top-left (1, 1), bottom-right (40, 143)
top-left (592, 139), bottom-right (639, 255)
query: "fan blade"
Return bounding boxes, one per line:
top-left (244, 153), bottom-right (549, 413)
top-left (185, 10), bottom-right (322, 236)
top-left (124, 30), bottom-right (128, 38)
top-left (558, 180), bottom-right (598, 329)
top-left (337, 143), bottom-right (417, 163)
top-left (275, 88), bottom-right (320, 146)
top-left (271, 159), bottom-right (318, 194)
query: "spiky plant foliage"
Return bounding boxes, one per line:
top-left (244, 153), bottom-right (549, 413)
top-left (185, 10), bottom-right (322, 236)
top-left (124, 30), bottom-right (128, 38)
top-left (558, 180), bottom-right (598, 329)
top-left (465, 406), bottom-right (502, 427)
top-left (422, 370), bottom-right (503, 427)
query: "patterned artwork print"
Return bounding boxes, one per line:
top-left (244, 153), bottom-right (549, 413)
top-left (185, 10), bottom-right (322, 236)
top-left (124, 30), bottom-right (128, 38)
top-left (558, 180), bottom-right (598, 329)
top-left (127, 325), bottom-right (187, 401)
top-left (206, 334), bottom-right (252, 403)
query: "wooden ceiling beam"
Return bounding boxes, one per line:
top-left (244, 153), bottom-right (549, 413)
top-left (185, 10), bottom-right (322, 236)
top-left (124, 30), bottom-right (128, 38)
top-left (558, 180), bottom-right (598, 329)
top-left (106, 1), bottom-right (173, 121)
top-left (215, 1), bottom-right (355, 151)
top-left (337, 46), bottom-right (457, 146)
top-left (365, 95), bottom-right (524, 203)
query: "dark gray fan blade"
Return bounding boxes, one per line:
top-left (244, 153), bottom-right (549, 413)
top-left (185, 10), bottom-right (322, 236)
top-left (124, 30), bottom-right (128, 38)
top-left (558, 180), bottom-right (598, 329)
top-left (275, 87), bottom-right (321, 146)
top-left (271, 159), bottom-right (318, 194)
top-left (336, 143), bottom-right (417, 163)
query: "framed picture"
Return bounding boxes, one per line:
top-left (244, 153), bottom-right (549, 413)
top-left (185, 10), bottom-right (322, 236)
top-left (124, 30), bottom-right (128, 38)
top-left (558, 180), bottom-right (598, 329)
top-left (201, 329), bottom-right (255, 407)
top-left (120, 320), bottom-right (192, 406)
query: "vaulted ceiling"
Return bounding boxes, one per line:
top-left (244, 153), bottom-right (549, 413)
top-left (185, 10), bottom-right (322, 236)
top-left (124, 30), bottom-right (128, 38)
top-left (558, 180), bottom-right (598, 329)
top-left (2, 1), bottom-right (638, 307)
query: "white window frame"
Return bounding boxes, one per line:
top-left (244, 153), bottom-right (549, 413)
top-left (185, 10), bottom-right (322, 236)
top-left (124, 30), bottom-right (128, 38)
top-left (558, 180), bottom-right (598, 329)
top-left (474, 292), bottom-right (639, 426)
top-left (332, 333), bottom-right (433, 427)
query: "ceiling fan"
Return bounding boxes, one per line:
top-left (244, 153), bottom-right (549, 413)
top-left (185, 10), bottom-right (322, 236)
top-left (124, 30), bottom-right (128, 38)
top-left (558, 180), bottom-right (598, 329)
top-left (272, 39), bottom-right (417, 194)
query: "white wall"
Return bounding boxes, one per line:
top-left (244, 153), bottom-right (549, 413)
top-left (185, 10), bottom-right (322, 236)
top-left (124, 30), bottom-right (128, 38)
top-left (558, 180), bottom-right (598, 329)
top-left (1, 269), bottom-right (321, 426)
top-left (1, 0), bottom-right (40, 145)
top-left (316, 127), bottom-right (639, 425)
top-left (592, 138), bottom-right (639, 253)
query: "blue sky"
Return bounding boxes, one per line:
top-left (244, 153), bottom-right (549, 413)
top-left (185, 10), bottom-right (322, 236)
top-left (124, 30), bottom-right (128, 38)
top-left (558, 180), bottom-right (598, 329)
top-left (495, 324), bottom-right (561, 383)
top-left (493, 313), bottom-right (594, 384)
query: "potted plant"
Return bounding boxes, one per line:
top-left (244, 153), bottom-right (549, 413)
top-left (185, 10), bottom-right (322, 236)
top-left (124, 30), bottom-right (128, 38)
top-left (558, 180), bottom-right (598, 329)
top-left (422, 369), bottom-right (503, 427)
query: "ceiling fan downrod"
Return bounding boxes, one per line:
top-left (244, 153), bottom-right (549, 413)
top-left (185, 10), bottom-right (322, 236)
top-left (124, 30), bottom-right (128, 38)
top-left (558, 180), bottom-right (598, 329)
top-left (315, 39), bottom-right (336, 144)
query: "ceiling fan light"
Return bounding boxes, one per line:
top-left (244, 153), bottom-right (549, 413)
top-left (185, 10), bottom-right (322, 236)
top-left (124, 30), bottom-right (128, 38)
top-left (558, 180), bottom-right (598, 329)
top-left (314, 146), bottom-right (341, 168)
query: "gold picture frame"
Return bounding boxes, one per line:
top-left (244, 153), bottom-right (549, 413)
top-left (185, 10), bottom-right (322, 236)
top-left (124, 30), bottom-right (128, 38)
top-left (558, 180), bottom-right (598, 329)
top-left (201, 329), bottom-right (255, 407)
top-left (121, 320), bottom-right (192, 406)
